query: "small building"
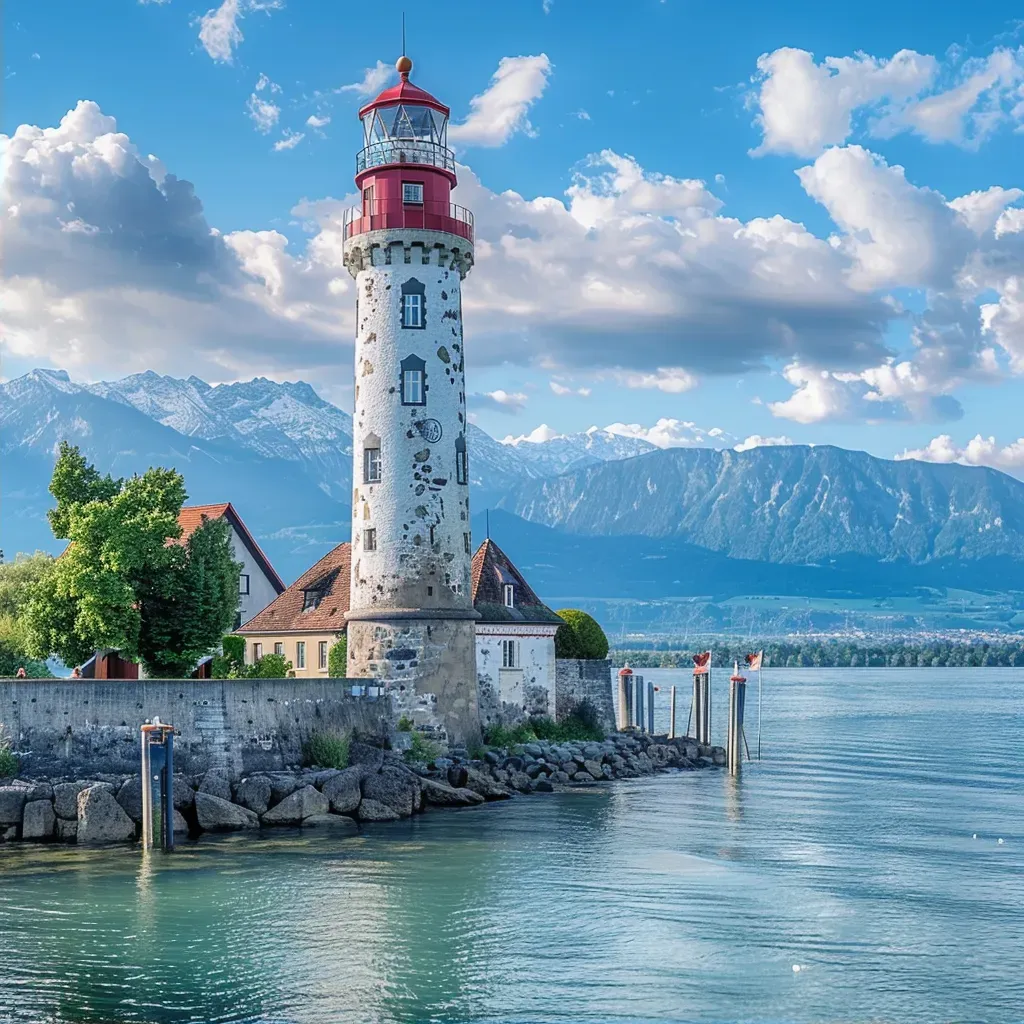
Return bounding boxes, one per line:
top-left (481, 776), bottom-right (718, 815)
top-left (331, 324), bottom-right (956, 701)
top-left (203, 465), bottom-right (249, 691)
top-left (235, 543), bottom-right (351, 677)
top-left (471, 539), bottom-right (562, 727)
top-left (176, 503), bottom-right (284, 628)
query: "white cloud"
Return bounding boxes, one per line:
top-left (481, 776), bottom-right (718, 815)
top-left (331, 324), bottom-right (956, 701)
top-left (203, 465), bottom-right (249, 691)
top-left (750, 44), bottom-right (1024, 156)
top-left (549, 381), bottom-right (591, 396)
top-left (604, 419), bottom-right (723, 449)
top-left (306, 114), bottom-right (330, 128)
top-left (246, 92), bottom-right (280, 133)
top-left (896, 434), bottom-right (1024, 475)
top-left (339, 61), bottom-right (391, 99)
top-left (503, 424), bottom-right (562, 445)
top-left (734, 433), bottom-right (795, 451)
top-left (449, 54), bottom-right (552, 148)
top-left (575, 109), bottom-right (591, 121)
top-left (198, 0), bottom-right (281, 63)
top-left (619, 367), bottom-right (696, 393)
top-left (255, 72), bottom-right (281, 94)
top-left (469, 389), bottom-right (528, 414)
top-left (543, 0), bottom-right (553, 12)
top-left (273, 130), bottom-right (305, 151)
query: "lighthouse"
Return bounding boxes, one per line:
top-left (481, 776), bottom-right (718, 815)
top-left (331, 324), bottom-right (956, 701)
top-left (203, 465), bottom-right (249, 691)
top-left (342, 55), bottom-right (480, 747)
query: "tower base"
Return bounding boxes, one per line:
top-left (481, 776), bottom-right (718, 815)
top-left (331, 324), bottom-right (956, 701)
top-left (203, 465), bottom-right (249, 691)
top-left (346, 614), bottom-right (481, 748)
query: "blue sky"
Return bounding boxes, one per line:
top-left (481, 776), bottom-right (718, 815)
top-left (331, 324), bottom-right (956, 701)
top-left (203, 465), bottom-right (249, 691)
top-left (3, 0), bottom-right (1023, 470)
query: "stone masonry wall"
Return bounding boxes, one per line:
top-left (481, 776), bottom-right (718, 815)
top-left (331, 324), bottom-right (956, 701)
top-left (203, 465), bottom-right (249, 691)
top-left (0, 678), bottom-right (391, 779)
top-left (554, 659), bottom-right (615, 731)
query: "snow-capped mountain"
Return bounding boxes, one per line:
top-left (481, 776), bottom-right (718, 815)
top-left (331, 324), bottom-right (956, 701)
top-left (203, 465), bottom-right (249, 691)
top-left (501, 425), bottom-right (658, 477)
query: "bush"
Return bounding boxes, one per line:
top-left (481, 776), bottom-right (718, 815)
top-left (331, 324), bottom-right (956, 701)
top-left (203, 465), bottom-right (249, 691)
top-left (248, 653), bottom-right (291, 678)
top-left (303, 729), bottom-right (350, 769)
top-left (328, 635), bottom-right (347, 676)
top-left (406, 731), bottom-right (442, 764)
top-left (397, 715), bottom-right (414, 732)
top-left (483, 721), bottom-right (537, 748)
top-left (0, 726), bottom-right (17, 778)
top-left (210, 634), bottom-right (246, 678)
top-left (222, 634), bottom-right (245, 665)
top-left (555, 610), bottom-right (608, 660)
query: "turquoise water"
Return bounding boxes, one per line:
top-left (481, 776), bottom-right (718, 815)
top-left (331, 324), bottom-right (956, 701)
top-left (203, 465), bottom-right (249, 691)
top-left (1, 668), bottom-right (1022, 1024)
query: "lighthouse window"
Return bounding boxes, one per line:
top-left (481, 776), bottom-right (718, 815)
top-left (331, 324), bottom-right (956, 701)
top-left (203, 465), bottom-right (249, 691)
top-left (400, 279), bottom-right (426, 329)
top-left (364, 446), bottom-right (382, 483)
top-left (400, 354), bottom-right (427, 405)
top-left (402, 182), bottom-right (424, 205)
top-left (363, 528), bottom-right (377, 551)
top-left (455, 434), bottom-right (468, 485)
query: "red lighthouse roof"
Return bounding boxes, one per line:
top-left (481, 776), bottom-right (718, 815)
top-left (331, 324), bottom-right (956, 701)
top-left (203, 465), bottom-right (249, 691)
top-left (358, 57), bottom-right (450, 118)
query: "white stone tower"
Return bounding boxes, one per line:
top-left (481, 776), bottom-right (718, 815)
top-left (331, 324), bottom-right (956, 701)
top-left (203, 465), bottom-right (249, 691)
top-left (342, 54), bottom-right (480, 747)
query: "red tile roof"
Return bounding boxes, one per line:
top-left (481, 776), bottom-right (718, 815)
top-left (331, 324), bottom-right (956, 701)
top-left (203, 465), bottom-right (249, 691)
top-left (237, 542), bottom-right (351, 634)
top-left (471, 539), bottom-right (562, 625)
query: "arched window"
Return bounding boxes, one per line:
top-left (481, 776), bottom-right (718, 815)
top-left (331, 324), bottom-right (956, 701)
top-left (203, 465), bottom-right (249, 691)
top-left (400, 354), bottom-right (426, 406)
top-left (363, 432), bottom-right (381, 482)
top-left (401, 278), bottom-right (426, 329)
top-left (455, 433), bottom-right (468, 484)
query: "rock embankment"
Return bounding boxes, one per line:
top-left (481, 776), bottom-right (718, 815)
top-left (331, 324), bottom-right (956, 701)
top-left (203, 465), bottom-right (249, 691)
top-left (0, 733), bottom-right (723, 845)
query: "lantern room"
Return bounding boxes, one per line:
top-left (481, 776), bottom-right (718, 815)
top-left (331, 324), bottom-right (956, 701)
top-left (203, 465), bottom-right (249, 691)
top-left (344, 56), bottom-right (473, 244)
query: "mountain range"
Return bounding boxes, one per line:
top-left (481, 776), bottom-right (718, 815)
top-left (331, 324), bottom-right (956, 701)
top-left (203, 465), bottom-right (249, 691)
top-left (3, 369), bottom-right (1024, 626)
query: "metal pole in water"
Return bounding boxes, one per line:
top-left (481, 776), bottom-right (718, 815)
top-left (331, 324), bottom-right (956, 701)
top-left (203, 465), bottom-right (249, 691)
top-left (757, 666), bottom-right (763, 761)
top-left (727, 662), bottom-right (747, 775)
top-left (669, 685), bottom-right (677, 739)
top-left (635, 675), bottom-right (645, 734)
top-left (162, 728), bottom-right (175, 852)
top-left (647, 680), bottom-right (654, 735)
top-left (140, 725), bottom-right (152, 851)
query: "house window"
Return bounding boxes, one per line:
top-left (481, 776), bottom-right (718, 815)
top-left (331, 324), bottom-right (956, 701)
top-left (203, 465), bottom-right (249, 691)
top-left (455, 434), bottom-right (467, 485)
top-left (401, 279), bottom-right (425, 329)
top-left (319, 641), bottom-right (328, 670)
top-left (464, 532), bottom-right (471, 554)
top-left (400, 354), bottom-right (426, 404)
top-left (274, 642), bottom-right (284, 656)
top-left (402, 182), bottom-right (424, 204)
top-left (296, 642), bottom-right (306, 669)
top-left (364, 527), bottom-right (377, 551)
top-left (504, 584), bottom-right (515, 608)
top-left (239, 573), bottom-right (250, 596)
top-left (501, 639), bottom-right (518, 669)
top-left (303, 589), bottom-right (320, 611)
top-left (364, 446), bottom-right (381, 483)
top-left (252, 642), bottom-right (263, 661)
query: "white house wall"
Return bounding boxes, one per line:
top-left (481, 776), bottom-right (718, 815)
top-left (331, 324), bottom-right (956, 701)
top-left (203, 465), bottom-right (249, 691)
top-left (476, 625), bottom-right (558, 727)
top-left (234, 530), bottom-right (280, 626)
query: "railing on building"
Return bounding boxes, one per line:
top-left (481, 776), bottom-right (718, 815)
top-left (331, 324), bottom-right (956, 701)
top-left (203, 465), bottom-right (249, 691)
top-left (356, 139), bottom-right (456, 175)
top-left (343, 200), bottom-right (474, 243)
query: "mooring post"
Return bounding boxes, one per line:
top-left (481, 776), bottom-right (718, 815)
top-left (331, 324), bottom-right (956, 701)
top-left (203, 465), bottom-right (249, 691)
top-left (669, 685), bottom-right (677, 739)
top-left (140, 724), bottom-right (153, 851)
top-left (635, 674), bottom-right (646, 733)
top-left (141, 719), bottom-right (175, 852)
top-left (647, 680), bottom-right (655, 735)
top-left (728, 662), bottom-right (747, 775)
top-left (162, 728), bottom-right (175, 852)
top-left (617, 666), bottom-right (633, 731)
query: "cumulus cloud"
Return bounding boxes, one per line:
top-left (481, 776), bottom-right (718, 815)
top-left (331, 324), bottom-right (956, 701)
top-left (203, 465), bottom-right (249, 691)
top-left (604, 419), bottom-right (727, 449)
top-left (549, 381), bottom-right (591, 396)
top-left (468, 389), bottom-right (529, 414)
top-left (734, 434), bottom-right (795, 451)
top-left (503, 424), bottom-right (561, 445)
top-left (197, 0), bottom-right (280, 63)
top-left (751, 44), bottom-right (1024, 156)
top-left (306, 114), bottom-right (330, 128)
top-left (449, 55), bottom-right (552, 147)
top-left (896, 434), bottom-right (1024, 476)
top-left (339, 61), bottom-right (392, 99)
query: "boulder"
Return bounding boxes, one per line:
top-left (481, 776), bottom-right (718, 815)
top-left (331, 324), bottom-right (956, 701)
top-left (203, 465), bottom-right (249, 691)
top-left (347, 742), bottom-right (385, 772)
top-left (0, 786), bottom-right (29, 828)
top-left (198, 771), bottom-right (233, 802)
top-left (194, 792), bottom-right (258, 833)
top-left (53, 782), bottom-right (90, 820)
top-left (507, 771), bottom-right (532, 793)
top-left (267, 773), bottom-right (304, 805)
top-left (2, 826), bottom-right (16, 841)
top-left (583, 760), bottom-right (605, 780)
top-left (22, 799), bottom-right (56, 840)
top-left (173, 776), bottom-right (195, 811)
top-left (302, 814), bottom-right (358, 831)
top-left (560, 761), bottom-right (578, 777)
top-left (420, 777), bottom-right (485, 807)
top-left (77, 786), bottom-right (136, 844)
top-left (550, 771), bottom-right (570, 784)
top-left (362, 767), bottom-right (420, 818)
top-left (446, 765), bottom-right (469, 789)
top-left (56, 819), bottom-right (78, 843)
top-left (712, 748), bottom-right (727, 766)
top-left (532, 778), bottom-right (554, 793)
top-left (462, 767), bottom-right (511, 800)
top-left (173, 809), bottom-right (189, 834)
top-left (234, 776), bottom-right (273, 816)
top-left (356, 798), bottom-right (401, 822)
top-left (262, 785), bottom-right (329, 826)
top-left (322, 766), bottom-right (368, 814)
top-left (116, 777), bottom-right (145, 822)
top-left (483, 750), bottom-right (501, 766)
top-left (523, 743), bottom-right (543, 757)
top-left (312, 768), bottom-right (343, 787)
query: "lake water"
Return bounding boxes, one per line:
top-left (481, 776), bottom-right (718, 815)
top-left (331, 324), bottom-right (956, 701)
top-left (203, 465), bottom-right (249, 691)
top-left (1, 668), bottom-right (1022, 1024)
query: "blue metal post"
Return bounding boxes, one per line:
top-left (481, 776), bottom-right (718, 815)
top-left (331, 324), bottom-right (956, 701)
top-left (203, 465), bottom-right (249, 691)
top-left (162, 730), bottom-right (175, 851)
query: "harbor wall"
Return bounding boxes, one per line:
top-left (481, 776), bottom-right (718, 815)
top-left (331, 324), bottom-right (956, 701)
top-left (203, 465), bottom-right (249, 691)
top-left (554, 659), bottom-right (615, 730)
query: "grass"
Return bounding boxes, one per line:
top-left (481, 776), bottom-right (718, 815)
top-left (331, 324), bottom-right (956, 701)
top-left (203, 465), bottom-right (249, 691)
top-left (0, 725), bottom-right (17, 779)
top-left (405, 731), bottom-right (442, 764)
top-left (302, 729), bottom-right (351, 770)
top-left (483, 701), bottom-right (605, 750)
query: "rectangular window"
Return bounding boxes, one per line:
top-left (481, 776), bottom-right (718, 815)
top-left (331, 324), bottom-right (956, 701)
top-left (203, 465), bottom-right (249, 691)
top-left (274, 642), bottom-right (284, 656)
top-left (252, 642), bottom-right (263, 662)
top-left (364, 447), bottom-right (381, 483)
top-left (364, 527), bottom-right (377, 551)
top-left (401, 368), bottom-right (424, 404)
top-left (402, 293), bottom-right (423, 328)
top-left (319, 641), bottom-right (328, 670)
top-left (239, 573), bottom-right (250, 596)
top-left (464, 532), bottom-right (471, 554)
top-left (402, 182), bottom-right (424, 204)
top-left (429, 525), bottom-right (435, 546)
top-left (456, 446), bottom-right (468, 485)
top-left (362, 185), bottom-right (374, 215)
top-left (296, 642), bottom-right (306, 669)
top-left (504, 584), bottom-right (515, 608)
top-left (501, 639), bottom-right (518, 669)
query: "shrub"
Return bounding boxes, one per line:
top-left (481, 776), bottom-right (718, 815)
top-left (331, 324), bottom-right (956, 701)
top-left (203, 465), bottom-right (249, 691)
top-left (248, 653), bottom-right (291, 678)
top-left (303, 729), bottom-right (350, 769)
top-left (328, 634), bottom-right (347, 676)
top-left (397, 715), bottom-right (414, 732)
top-left (555, 610), bottom-right (608, 660)
top-left (0, 726), bottom-right (17, 778)
top-left (483, 721), bottom-right (537, 749)
top-left (222, 634), bottom-right (246, 666)
top-left (406, 731), bottom-right (442, 764)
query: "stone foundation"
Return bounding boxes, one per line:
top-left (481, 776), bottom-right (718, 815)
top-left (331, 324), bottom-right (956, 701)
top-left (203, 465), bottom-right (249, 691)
top-left (554, 659), bottom-right (615, 730)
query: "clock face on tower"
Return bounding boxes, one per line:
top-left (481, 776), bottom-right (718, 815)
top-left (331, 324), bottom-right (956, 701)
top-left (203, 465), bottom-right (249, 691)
top-left (416, 419), bottom-right (443, 443)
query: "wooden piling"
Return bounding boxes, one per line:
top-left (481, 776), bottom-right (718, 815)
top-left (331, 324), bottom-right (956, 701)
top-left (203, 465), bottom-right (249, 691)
top-left (669, 685), bottom-right (677, 739)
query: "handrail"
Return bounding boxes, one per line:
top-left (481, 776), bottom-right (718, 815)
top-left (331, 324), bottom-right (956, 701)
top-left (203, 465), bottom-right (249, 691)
top-left (357, 139), bottom-right (456, 175)
top-left (343, 200), bottom-right (474, 243)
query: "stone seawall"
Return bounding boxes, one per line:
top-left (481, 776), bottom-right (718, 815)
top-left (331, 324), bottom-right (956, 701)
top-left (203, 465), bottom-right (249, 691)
top-left (0, 678), bottom-right (391, 779)
top-left (554, 659), bottom-right (615, 730)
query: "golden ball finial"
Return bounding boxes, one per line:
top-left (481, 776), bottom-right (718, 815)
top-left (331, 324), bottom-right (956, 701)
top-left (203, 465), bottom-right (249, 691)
top-left (396, 55), bottom-right (412, 75)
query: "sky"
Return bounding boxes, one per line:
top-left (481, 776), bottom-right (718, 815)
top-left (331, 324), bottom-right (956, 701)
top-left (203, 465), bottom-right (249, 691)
top-left (2, 0), bottom-right (1023, 471)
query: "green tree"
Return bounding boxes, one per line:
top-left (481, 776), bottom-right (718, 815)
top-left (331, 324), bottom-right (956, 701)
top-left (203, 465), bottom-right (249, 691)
top-left (23, 443), bottom-right (241, 677)
top-left (554, 609), bottom-right (609, 660)
top-left (0, 553), bottom-right (55, 619)
top-left (249, 652), bottom-right (291, 678)
top-left (328, 634), bottom-right (347, 676)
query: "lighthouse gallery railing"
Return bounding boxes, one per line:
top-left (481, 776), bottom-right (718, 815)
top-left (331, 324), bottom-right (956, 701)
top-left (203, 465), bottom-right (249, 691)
top-left (343, 200), bottom-right (474, 243)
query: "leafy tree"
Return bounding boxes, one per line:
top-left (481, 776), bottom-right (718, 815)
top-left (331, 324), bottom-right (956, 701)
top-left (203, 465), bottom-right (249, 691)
top-left (328, 634), bottom-right (347, 676)
top-left (0, 553), bottom-right (55, 619)
top-left (24, 443), bottom-right (241, 676)
top-left (555, 609), bottom-right (609, 660)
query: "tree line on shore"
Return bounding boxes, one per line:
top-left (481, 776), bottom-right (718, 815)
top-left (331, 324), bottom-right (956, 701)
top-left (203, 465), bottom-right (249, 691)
top-left (611, 639), bottom-right (1024, 669)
